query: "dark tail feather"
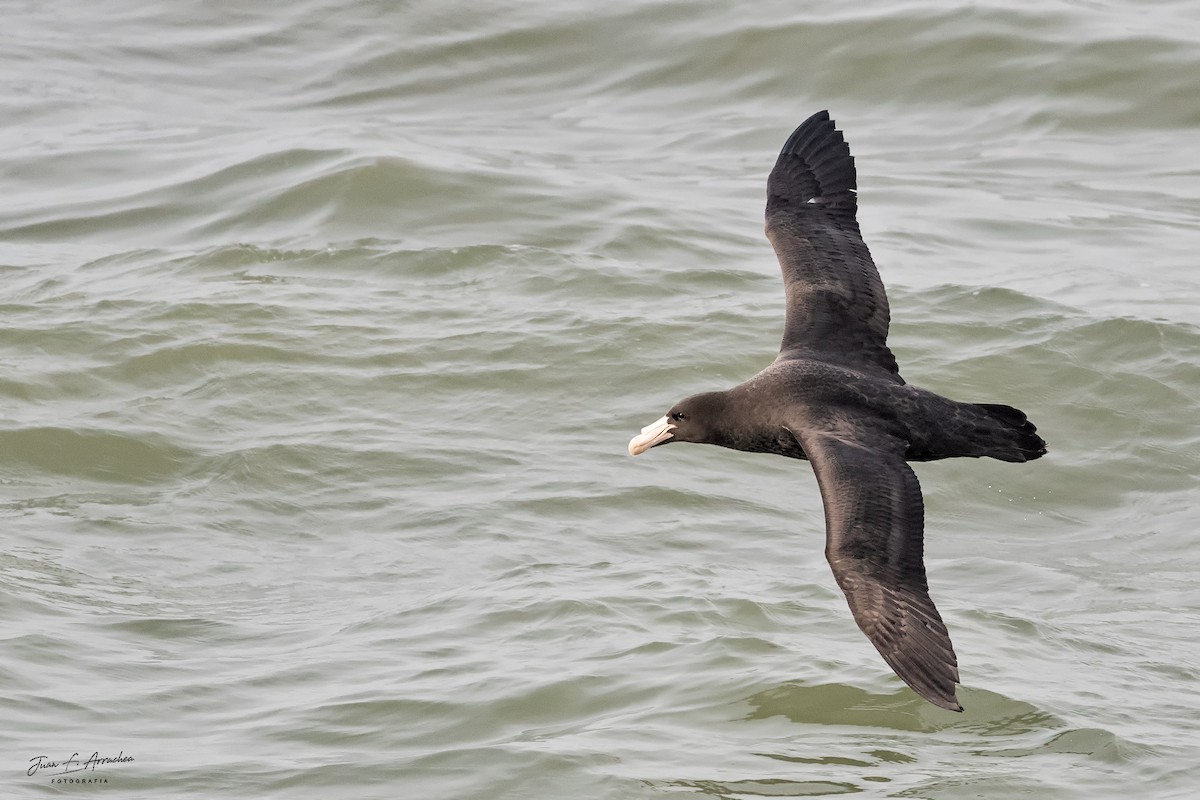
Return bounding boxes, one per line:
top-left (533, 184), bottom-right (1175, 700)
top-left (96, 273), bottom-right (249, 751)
top-left (975, 404), bottom-right (1047, 463)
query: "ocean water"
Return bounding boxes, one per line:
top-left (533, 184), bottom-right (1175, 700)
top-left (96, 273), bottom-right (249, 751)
top-left (3, 1), bottom-right (1200, 797)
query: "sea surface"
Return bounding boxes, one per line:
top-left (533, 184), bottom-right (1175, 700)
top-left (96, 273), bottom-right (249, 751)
top-left (3, 1), bottom-right (1200, 798)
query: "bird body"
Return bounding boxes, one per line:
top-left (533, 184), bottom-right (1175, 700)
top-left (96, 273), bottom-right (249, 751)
top-left (628, 111), bottom-right (1046, 712)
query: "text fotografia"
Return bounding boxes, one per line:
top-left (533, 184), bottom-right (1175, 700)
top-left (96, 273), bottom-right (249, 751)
top-left (28, 751), bottom-right (134, 779)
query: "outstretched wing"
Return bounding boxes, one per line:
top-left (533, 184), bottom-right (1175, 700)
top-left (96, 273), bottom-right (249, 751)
top-left (766, 111), bottom-right (901, 381)
top-left (792, 424), bottom-right (962, 711)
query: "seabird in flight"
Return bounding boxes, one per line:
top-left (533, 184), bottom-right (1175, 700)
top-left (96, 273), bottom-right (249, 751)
top-left (628, 110), bottom-right (1046, 711)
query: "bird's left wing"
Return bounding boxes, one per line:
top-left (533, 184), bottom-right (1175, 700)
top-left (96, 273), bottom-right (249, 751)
top-left (791, 424), bottom-right (962, 711)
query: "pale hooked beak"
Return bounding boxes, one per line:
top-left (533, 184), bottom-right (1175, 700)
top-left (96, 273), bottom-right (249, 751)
top-left (628, 415), bottom-right (676, 456)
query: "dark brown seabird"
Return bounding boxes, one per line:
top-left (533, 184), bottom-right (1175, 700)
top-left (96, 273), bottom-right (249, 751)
top-left (628, 110), bottom-right (1046, 712)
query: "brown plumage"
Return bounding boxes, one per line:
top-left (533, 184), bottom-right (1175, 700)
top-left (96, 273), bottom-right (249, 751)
top-left (628, 111), bottom-right (1046, 712)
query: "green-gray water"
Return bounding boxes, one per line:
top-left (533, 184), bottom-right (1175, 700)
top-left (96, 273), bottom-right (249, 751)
top-left (4, 2), bottom-right (1200, 798)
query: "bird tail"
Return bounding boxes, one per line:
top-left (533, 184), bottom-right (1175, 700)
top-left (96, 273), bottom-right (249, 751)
top-left (971, 403), bottom-right (1047, 463)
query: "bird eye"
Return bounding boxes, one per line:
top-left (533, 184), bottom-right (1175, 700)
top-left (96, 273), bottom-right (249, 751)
top-left (671, 412), bottom-right (686, 422)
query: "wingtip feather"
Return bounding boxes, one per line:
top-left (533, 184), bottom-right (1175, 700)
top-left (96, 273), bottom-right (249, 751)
top-left (768, 110), bottom-right (857, 209)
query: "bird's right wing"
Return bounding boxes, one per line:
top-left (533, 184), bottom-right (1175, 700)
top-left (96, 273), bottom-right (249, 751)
top-left (766, 111), bottom-right (902, 381)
